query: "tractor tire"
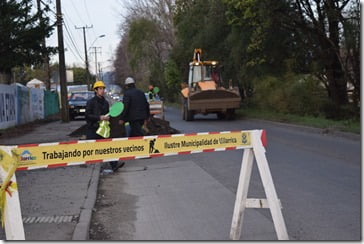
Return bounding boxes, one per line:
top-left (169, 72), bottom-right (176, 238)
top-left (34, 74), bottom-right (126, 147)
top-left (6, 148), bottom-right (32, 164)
top-left (182, 99), bottom-right (194, 121)
top-left (186, 109), bottom-right (194, 121)
top-left (217, 112), bottom-right (225, 120)
top-left (182, 100), bottom-right (187, 120)
top-left (226, 109), bottom-right (236, 120)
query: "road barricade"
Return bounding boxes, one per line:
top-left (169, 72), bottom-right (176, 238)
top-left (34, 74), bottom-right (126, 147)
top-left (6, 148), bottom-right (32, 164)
top-left (0, 129), bottom-right (288, 240)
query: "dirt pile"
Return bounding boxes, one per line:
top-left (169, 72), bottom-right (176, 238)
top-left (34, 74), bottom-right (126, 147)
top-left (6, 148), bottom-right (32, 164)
top-left (144, 117), bottom-right (180, 135)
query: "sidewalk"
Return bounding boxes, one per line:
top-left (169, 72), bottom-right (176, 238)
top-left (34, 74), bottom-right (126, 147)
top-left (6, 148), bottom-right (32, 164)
top-left (89, 154), bottom-right (278, 240)
top-left (0, 119), bottom-right (99, 240)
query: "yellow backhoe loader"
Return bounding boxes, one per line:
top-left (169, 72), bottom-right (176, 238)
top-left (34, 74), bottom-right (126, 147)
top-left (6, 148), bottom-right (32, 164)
top-left (181, 49), bottom-right (241, 121)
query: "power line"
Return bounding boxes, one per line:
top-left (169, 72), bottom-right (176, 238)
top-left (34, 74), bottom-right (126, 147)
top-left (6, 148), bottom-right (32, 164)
top-left (63, 11), bottom-right (84, 41)
top-left (83, 0), bottom-right (93, 28)
top-left (63, 20), bottom-right (85, 63)
top-left (70, 0), bottom-right (87, 25)
top-left (39, 0), bottom-right (84, 59)
top-left (63, 36), bottom-right (84, 64)
top-left (63, 39), bottom-right (83, 65)
top-left (38, 0), bottom-right (57, 27)
top-left (83, 0), bottom-right (97, 39)
top-left (64, 15), bottom-right (82, 57)
top-left (39, 0), bottom-right (57, 16)
top-left (75, 25), bottom-right (93, 90)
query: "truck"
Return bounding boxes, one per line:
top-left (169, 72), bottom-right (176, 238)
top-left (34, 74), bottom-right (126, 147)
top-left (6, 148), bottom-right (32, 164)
top-left (181, 49), bottom-right (241, 121)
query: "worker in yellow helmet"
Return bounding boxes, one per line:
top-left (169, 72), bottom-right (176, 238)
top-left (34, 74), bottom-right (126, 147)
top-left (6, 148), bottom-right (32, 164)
top-left (86, 81), bottom-right (124, 172)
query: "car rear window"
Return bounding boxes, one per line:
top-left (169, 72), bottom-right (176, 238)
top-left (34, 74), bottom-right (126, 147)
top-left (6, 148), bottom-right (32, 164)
top-left (70, 92), bottom-right (94, 101)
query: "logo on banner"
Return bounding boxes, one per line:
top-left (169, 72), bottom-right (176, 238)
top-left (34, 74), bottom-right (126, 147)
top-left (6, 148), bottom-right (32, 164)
top-left (242, 133), bottom-right (248, 144)
top-left (20, 150), bottom-right (36, 161)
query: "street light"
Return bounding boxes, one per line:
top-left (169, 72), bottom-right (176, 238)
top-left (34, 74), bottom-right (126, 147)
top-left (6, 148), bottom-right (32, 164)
top-left (88, 34), bottom-right (105, 81)
top-left (88, 34), bottom-right (105, 52)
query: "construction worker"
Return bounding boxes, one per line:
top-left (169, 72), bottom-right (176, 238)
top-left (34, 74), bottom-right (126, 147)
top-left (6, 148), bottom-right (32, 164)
top-left (147, 85), bottom-right (155, 101)
top-left (148, 85), bottom-right (161, 101)
top-left (119, 77), bottom-right (150, 137)
top-left (85, 80), bottom-right (124, 172)
top-left (212, 67), bottom-right (220, 85)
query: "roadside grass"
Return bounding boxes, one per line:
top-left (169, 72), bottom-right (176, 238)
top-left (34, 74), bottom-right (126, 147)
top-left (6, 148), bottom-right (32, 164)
top-left (237, 107), bottom-right (361, 134)
top-left (163, 101), bottom-right (360, 134)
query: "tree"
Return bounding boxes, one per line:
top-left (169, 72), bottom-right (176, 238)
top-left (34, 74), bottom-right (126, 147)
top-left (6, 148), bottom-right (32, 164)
top-left (173, 0), bottom-right (207, 70)
top-left (223, 0), bottom-right (359, 118)
top-left (163, 58), bottom-right (182, 101)
top-left (114, 0), bottom-right (359, 119)
top-left (114, 35), bottom-right (132, 86)
top-left (0, 0), bottom-right (55, 83)
top-left (223, 0), bottom-right (296, 79)
top-left (72, 67), bottom-right (89, 85)
top-left (173, 0), bottom-right (235, 83)
top-left (341, 0), bottom-right (360, 108)
top-left (286, 0), bottom-right (358, 111)
top-left (127, 18), bottom-right (160, 74)
top-left (114, 0), bottom-right (176, 96)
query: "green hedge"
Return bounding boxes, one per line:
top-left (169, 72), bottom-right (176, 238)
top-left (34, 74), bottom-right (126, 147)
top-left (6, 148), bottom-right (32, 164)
top-left (249, 74), bottom-right (329, 118)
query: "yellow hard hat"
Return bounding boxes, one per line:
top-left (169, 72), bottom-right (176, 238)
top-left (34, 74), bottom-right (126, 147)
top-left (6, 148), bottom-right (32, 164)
top-left (93, 80), bottom-right (106, 89)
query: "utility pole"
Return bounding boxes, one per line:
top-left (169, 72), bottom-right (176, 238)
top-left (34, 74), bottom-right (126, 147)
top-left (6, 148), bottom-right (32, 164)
top-left (75, 25), bottom-right (93, 90)
top-left (91, 46), bottom-right (102, 81)
top-left (37, 0), bottom-right (51, 90)
top-left (98, 63), bottom-right (103, 80)
top-left (56, 0), bottom-right (69, 122)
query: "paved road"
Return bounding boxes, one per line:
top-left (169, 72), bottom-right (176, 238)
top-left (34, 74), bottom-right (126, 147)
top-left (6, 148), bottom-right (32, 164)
top-left (90, 106), bottom-right (361, 240)
top-left (0, 107), bottom-right (359, 240)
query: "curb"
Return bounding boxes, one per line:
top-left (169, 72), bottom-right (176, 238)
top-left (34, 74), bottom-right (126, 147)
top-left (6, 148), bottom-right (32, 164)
top-left (248, 118), bottom-right (360, 141)
top-left (72, 164), bottom-right (100, 240)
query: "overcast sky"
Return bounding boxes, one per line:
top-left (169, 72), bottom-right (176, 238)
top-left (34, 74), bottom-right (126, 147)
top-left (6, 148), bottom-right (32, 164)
top-left (44, 0), bottom-right (126, 74)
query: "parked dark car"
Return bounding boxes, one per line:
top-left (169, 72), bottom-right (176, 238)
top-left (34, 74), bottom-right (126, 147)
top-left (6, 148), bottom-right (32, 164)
top-left (68, 91), bottom-right (94, 120)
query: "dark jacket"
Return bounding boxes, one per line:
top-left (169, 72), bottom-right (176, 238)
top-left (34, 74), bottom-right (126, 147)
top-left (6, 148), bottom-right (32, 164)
top-left (120, 87), bottom-right (150, 122)
top-left (85, 95), bottom-right (109, 131)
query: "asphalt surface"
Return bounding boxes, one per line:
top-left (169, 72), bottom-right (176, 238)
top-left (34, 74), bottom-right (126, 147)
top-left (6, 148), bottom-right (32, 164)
top-left (0, 107), bottom-right (360, 240)
top-left (89, 107), bottom-right (360, 240)
top-left (165, 108), bottom-right (361, 240)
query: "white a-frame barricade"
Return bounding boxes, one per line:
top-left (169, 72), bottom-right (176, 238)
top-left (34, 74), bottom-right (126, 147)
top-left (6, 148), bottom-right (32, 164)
top-left (0, 129), bottom-right (288, 240)
top-left (230, 130), bottom-right (289, 240)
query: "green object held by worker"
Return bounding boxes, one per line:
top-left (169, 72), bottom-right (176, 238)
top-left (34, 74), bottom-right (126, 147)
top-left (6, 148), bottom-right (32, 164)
top-left (106, 102), bottom-right (124, 117)
top-left (153, 87), bottom-right (160, 94)
top-left (97, 102), bottom-right (124, 138)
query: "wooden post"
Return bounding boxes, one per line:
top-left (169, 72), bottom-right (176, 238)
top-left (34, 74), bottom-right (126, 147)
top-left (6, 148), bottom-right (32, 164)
top-left (56, 0), bottom-right (69, 122)
top-left (252, 130), bottom-right (289, 240)
top-left (230, 148), bottom-right (254, 240)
